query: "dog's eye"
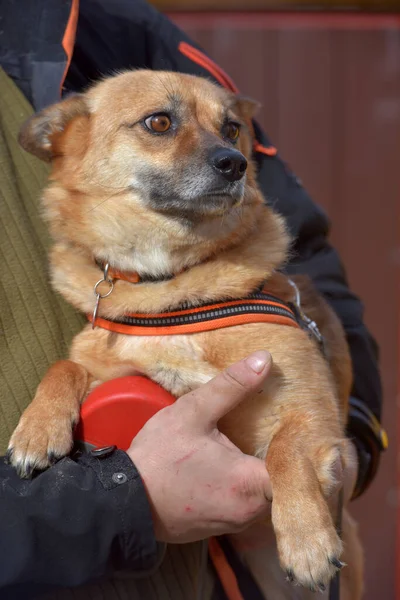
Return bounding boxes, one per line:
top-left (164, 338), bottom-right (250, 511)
top-left (144, 114), bottom-right (171, 133)
top-left (224, 122), bottom-right (240, 142)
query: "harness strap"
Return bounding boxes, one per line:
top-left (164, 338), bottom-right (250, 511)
top-left (208, 538), bottom-right (246, 600)
top-left (88, 291), bottom-right (300, 335)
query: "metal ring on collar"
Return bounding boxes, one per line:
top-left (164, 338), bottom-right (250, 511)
top-left (94, 278), bottom-right (114, 298)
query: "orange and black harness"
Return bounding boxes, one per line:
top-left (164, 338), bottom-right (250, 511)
top-left (90, 290), bottom-right (301, 336)
top-left (89, 262), bottom-right (325, 350)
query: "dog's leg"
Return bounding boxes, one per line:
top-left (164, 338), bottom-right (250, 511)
top-left (7, 360), bottom-right (90, 477)
top-left (239, 535), bottom-right (330, 600)
top-left (266, 422), bottom-right (344, 591)
top-left (234, 510), bottom-right (362, 600)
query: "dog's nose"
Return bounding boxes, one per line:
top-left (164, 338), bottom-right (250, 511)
top-left (211, 148), bottom-right (247, 182)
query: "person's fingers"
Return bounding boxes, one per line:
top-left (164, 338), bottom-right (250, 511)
top-left (224, 457), bottom-right (272, 531)
top-left (177, 350), bottom-right (272, 430)
top-left (326, 457), bottom-right (344, 515)
top-left (327, 443), bottom-right (359, 516)
top-left (239, 456), bottom-right (273, 503)
top-left (343, 442), bottom-right (358, 504)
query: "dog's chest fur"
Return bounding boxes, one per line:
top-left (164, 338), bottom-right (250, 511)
top-left (71, 326), bottom-right (219, 397)
top-left (70, 319), bottom-right (338, 459)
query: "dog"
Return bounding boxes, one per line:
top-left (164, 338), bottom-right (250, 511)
top-left (10, 70), bottom-right (362, 598)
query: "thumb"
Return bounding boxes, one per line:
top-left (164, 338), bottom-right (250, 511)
top-left (243, 455), bottom-right (273, 503)
top-left (179, 350), bottom-right (272, 431)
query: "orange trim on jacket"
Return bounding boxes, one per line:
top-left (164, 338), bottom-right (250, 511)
top-left (60, 0), bottom-right (79, 95)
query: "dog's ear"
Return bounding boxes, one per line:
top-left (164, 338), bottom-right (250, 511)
top-left (19, 94), bottom-right (89, 161)
top-left (234, 95), bottom-right (261, 120)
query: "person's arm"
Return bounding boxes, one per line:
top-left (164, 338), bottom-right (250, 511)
top-left (0, 449), bottom-right (159, 598)
top-left (0, 352), bottom-right (275, 598)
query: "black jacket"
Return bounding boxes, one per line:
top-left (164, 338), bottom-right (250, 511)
top-left (0, 450), bottom-right (159, 599)
top-left (0, 0), bottom-right (385, 594)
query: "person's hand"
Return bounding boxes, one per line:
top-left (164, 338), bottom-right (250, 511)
top-left (327, 439), bottom-right (358, 511)
top-left (127, 350), bottom-right (272, 543)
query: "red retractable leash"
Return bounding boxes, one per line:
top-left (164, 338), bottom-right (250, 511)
top-left (74, 376), bottom-right (175, 450)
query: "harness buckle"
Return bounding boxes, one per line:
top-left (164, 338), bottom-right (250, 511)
top-left (92, 263), bottom-right (114, 329)
top-left (287, 279), bottom-right (326, 356)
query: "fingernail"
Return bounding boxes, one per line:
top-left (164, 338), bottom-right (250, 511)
top-left (245, 350), bottom-right (271, 374)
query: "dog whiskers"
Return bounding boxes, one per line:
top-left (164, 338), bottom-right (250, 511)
top-left (85, 191), bottom-right (120, 214)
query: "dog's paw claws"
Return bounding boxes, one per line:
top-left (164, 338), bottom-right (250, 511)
top-left (19, 462), bottom-right (35, 479)
top-left (9, 453), bottom-right (37, 479)
top-left (47, 452), bottom-right (62, 466)
top-left (329, 557), bottom-right (345, 570)
top-left (274, 500), bottom-right (343, 591)
top-left (8, 413), bottom-right (75, 478)
top-left (285, 569), bottom-right (300, 587)
top-left (285, 569), bottom-right (294, 583)
top-left (4, 448), bottom-right (13, 465)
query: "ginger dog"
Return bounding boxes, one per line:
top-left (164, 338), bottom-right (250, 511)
top-left (10, 71), bottom-right (361, 596)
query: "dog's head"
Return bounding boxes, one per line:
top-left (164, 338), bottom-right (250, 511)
top-left (20, 70), bottom-right (260, 221)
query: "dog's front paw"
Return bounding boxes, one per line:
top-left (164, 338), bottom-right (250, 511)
top-left (273, 498), bottom-right (344, 592)
top-left (7, 405), bottom-right (78, 478)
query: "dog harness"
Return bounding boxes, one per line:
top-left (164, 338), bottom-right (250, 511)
top-left (89, 263), bottom-right (325, 350)
top-left (90, 290), bottom-right (300, 335)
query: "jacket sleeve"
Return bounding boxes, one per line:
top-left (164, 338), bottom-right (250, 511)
top-left (0, 449), bottom-right (160, 598)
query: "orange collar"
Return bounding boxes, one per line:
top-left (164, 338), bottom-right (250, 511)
top-left (107, 265), bottom-right (141, 284)
top-left (97, 261), bottom-right (181, 285)
top-left (90, 261), bottom-right (300, 336)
